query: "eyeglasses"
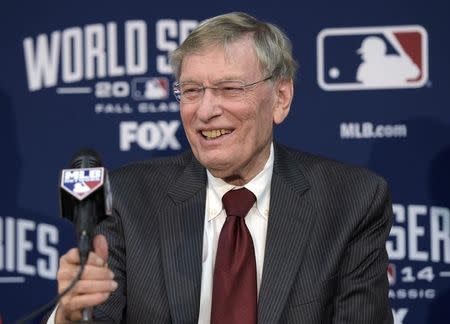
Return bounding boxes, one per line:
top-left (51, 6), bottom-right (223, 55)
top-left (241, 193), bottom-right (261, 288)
top-left (173, 76), bottom-right (272, 103)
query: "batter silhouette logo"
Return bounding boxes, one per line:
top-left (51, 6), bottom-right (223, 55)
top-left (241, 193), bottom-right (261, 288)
top-left (131, 77), bottom-right (170, 100)
top-left (317, 25), bottom-right (428, 91)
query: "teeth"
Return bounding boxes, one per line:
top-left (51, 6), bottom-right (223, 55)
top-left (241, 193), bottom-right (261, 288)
top-left (201, 129), bottom-right (231, 139)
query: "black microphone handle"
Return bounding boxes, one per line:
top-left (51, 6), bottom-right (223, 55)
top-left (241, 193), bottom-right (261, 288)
top-left (74, 198), bottom-right (98, 264)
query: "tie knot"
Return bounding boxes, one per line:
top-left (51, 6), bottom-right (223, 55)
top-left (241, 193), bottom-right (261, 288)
top-left (222, 187), bottom-right (256, 218)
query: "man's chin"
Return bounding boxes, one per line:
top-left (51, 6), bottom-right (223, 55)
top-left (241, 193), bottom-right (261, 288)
top-left (200, 159), bottom-right (233, 175)
top-left (202, 162), bottom-right (231, 176)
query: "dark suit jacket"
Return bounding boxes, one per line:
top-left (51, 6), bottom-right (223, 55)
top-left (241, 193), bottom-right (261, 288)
top-left (93, 143), bottom-right (393, 323)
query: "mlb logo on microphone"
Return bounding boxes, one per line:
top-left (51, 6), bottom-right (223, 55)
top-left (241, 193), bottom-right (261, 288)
top-left (61, 168), bottom-right (104, 200)
top-left (387, 263), bottom-right (396, 286)
top-left (317, 25), bottom-right (428, 91)
top-left (132, 77), bottom-right (169, 100)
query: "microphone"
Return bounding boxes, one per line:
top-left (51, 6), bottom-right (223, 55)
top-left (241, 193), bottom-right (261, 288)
top-left (59, 149), bottom-right (112, 322)
top-left (60, 149), bottom-right (112, 261)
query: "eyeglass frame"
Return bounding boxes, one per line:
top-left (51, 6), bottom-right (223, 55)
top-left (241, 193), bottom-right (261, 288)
top-left (172, 75), bottom-right (273, 103)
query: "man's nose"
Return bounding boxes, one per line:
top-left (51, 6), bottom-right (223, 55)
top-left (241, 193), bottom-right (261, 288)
top-left (196, 88), bottom-right (223, 121)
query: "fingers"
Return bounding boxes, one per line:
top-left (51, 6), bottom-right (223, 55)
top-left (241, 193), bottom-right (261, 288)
top-left (56, 237), bottom-right (114, 323)
top-left (93, 234), bottom-right (109, 262)
top-left (60, 247), bottom-right (81, 265)
top-left (58, 271), bottom-right (118, 309)
top-left (59, 292), bottom-right (112, 321)
top-left (58, 264), bottom-right (114, 287)
top-left (62, 291), bottom-right (112, 310)
top-left (60, 249), bottom-right (106, 267)
top-left (71, 279), bottom-right (118, 294)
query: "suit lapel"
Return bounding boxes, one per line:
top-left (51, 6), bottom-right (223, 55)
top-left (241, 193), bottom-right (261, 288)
top-left (258, 144), bottom-right (317, 324)
top-left (159, 155), bottom-right (206, 323)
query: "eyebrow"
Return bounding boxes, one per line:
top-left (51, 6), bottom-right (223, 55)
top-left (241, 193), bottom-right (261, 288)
top-left (181, 80), bottom-right (244, 85)
top-left (179, 74), bottom-right (248, 84)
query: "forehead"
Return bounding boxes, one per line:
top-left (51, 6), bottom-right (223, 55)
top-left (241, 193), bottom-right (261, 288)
top-left (179, 37), bottom-right (262, 81)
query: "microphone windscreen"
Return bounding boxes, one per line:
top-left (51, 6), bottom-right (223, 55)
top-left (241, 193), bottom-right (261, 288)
top-left (70, 148), bottom-right (102, 169)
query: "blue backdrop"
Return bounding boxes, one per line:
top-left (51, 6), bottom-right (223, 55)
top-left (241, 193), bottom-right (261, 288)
top-left (0, 1), bottom-right (449, 323)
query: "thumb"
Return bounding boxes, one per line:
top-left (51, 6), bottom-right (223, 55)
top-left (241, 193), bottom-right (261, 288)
top-left (93, 234), bottom-right (108, 264)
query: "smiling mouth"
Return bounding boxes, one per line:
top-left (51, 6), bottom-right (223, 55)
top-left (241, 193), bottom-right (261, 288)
top-left (201, 129), bottom-right (232, 140)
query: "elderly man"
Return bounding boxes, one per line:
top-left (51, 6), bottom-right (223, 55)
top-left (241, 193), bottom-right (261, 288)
top-left (53, 12), bottom-right (393, 323)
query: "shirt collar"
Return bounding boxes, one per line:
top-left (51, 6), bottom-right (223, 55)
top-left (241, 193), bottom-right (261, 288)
top-left (206, 143), bottom-right (274, 221)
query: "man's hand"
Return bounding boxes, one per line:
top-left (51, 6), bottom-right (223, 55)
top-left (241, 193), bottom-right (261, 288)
top-left (55, 235), bottom-right (118, 323)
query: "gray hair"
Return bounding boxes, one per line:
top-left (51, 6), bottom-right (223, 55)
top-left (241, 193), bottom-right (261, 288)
top-left (170, 12), bottom-right (298, 82)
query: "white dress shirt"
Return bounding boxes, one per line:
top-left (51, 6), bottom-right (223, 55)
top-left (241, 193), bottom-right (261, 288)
top-left (198, 143), bottom-right (274, 324)
top-left (49, 143), bottom-right (274, 324)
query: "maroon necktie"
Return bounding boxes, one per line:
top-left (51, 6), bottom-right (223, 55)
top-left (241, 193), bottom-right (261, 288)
top-left (211, 187), bottom-right (257, 324)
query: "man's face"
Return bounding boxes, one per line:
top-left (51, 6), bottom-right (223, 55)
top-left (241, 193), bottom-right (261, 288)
top-left (179, 36), bottom-right (291, 184)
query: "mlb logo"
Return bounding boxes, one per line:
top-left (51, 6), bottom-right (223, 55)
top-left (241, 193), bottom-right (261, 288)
top-left (387, 263), bottom-right (396, 286)
top-left (317, 25), bottom-right (428, 91)
top-left (61, 167), bottom-right (104, 200)
top-left (132, 77), bottom-right (169, 100)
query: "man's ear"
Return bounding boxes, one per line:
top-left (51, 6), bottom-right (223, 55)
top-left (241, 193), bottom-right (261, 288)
top-left (273, 78), bottom-right (293, 125)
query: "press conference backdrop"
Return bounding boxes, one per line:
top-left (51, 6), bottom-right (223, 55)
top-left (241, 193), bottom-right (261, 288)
top-left (0, 1), bottom-right (449, 323)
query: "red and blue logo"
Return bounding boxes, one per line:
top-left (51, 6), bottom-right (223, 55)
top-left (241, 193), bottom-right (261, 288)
top-left (388, 263), bottom-right (396, 286)
top-left (60, 167), bottom-right (104, 200)
top-left (317, 25), bottom-right (428, 91)
top-left (131, 77), bottom-right (169, 100)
